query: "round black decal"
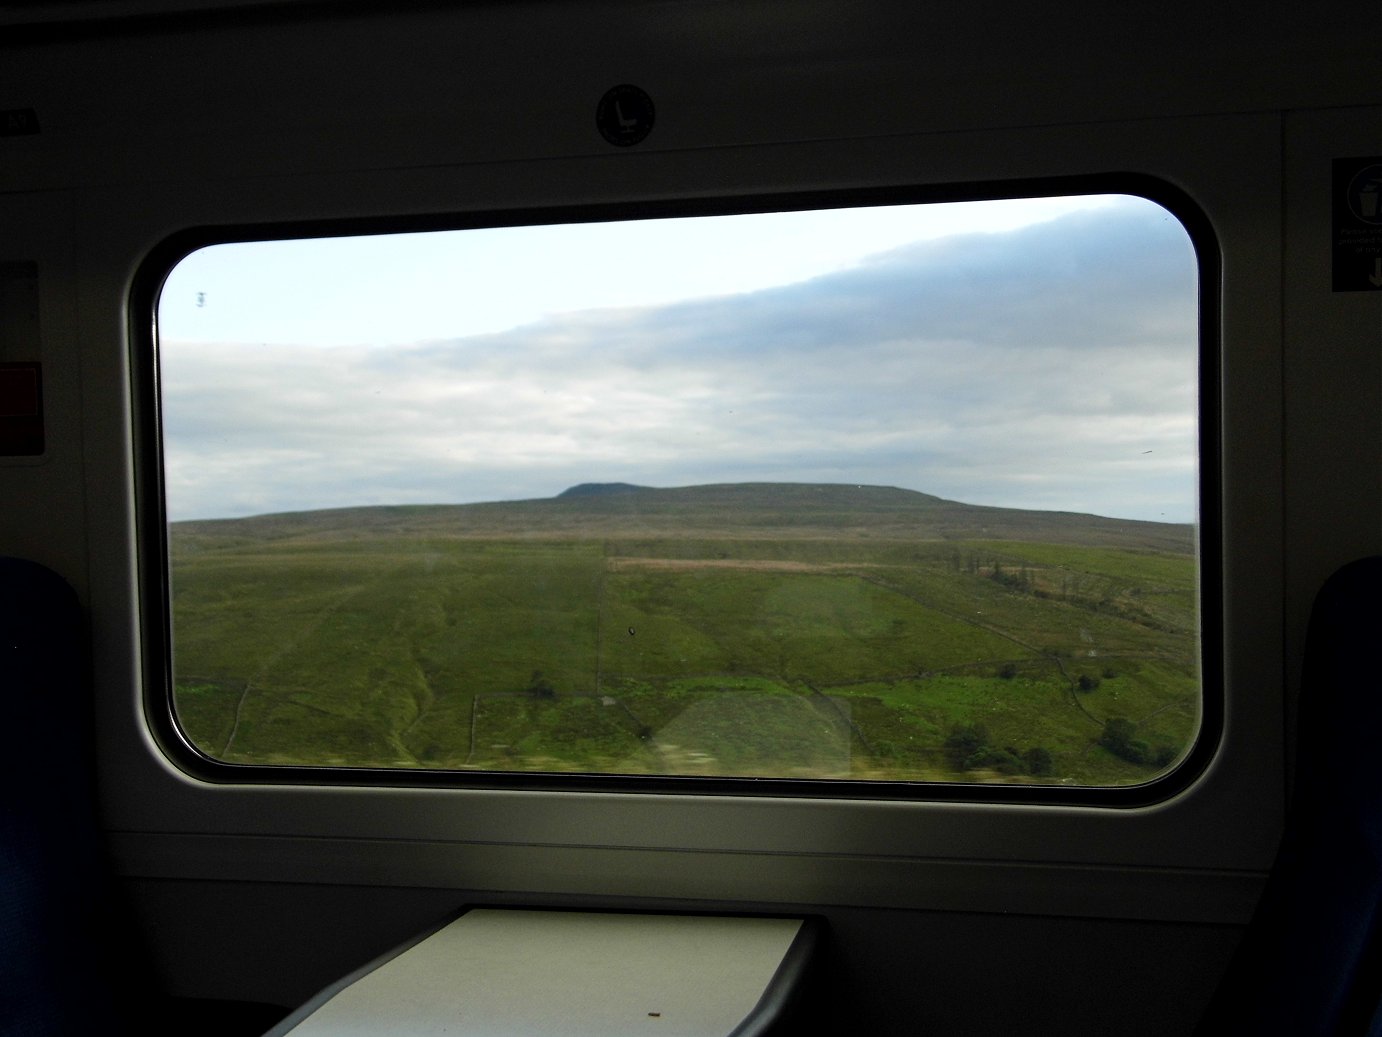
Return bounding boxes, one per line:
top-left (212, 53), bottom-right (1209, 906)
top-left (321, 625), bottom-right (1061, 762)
top-left (596, 84), bottom-right (655, 147)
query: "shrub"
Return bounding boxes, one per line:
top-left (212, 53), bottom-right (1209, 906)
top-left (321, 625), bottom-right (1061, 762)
top-left (944, 723), bottom-right (990, 769)
top-left (988, 749), bottom-right (1025, 775)
top-left (944, 725), bottom-right (1057, 778)
top-left (1152, 744), bottom-right (1178, 768)
top-left (1023, 746), bottom-right (1054, 776)
top-left (1100, 717), bottom-right (1164, 766)
top-left (1100, 716), bottom-right (1136, 751)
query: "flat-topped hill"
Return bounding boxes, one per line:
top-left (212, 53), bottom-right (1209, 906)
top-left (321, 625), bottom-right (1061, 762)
top-left (171, 483), bottom-right (1194, 553)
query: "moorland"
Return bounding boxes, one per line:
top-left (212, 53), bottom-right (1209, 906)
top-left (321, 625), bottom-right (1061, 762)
top-left (169, 482), bottom-right (1200, 786)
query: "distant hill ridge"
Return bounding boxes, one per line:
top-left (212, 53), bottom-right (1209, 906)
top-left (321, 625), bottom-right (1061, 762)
top-left (170, 482), bottom-right (1194, 554)
top-left (557, 482), bottom-right (652, 498)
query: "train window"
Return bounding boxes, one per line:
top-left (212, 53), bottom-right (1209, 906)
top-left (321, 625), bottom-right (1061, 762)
top-left (149, 189), bottom-right (1208, 796)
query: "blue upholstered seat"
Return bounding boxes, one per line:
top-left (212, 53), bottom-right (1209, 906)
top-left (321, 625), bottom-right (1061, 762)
top-left (1197, 557), bottom-right (1382, 1036)
top-left (1, 557), bottom-right (288, 1037)
top-left (1, 557), bottom-right (137, 1035)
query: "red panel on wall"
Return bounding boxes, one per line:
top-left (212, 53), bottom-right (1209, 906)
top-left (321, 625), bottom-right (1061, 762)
top-left (0, 362), bottom-right (43, 455)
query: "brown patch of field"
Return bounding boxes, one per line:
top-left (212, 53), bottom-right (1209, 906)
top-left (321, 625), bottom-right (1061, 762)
top-left (606, 557), bottom-right (881, 574)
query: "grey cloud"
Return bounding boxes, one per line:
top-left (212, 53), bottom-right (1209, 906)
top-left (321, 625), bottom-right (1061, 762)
top-left (161, 203), bottom-right (1200, 522)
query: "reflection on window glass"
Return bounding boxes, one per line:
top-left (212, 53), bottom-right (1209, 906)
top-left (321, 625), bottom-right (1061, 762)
top-left (159, 194), bottom-right (1201, 787)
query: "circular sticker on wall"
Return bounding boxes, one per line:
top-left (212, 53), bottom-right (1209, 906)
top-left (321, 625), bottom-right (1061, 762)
top-left (597, 84), bottom-right (655, 147)
top-left (1346, 163), bottom-right (1382, 226)
top-left (1333, 157), bottom-right (1382, 291)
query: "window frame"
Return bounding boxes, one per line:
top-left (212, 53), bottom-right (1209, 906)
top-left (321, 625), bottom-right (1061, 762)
top-left (132, 173), bottom-right (1222, 807)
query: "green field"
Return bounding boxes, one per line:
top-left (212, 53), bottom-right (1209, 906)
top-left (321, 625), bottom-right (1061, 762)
top-left (170, 483), bottom-right (1200, 786)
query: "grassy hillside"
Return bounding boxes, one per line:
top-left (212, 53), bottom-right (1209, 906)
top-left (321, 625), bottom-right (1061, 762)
top-left (170, 484), bottom-right (1199, 786)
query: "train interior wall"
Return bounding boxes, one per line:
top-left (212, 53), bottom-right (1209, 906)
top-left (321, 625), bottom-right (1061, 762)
top-left (2, 3), bottom-right (1380, 1034)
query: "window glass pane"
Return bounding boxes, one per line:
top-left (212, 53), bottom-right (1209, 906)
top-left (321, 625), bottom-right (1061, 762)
top-left (158, 194), bottom-right (1201, 787)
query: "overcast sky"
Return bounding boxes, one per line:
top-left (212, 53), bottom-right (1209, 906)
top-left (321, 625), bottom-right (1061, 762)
top-left (157, 195), bottom-right (1199, 524)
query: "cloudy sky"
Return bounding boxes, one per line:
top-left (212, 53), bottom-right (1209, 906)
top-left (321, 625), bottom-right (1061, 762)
top-left (157, 195), bottom-right (1199, 524)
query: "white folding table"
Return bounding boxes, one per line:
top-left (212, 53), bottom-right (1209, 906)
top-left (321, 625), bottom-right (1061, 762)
top-left (267, 908), bottom-right (820, 1037)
